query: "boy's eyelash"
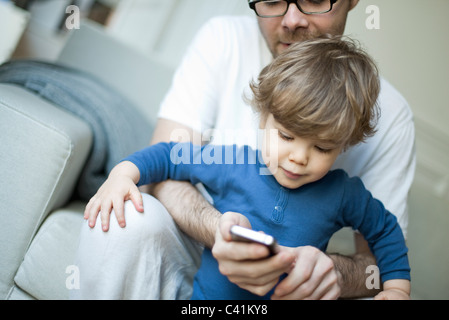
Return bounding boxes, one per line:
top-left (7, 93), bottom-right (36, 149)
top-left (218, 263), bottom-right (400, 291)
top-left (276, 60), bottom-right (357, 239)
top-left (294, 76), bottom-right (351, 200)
top-left (277, 130), bottom-right (336, 152)
top-left (278, 131), bottom-right (293, 141)
top-left (315, 146), bottom-right (333, 153)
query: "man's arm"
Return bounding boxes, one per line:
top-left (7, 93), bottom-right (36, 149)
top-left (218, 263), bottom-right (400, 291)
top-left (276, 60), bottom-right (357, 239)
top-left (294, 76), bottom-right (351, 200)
top-left (147, 118), bottom-right (220, 247)
top-left (152, 180), bottom-right (220, 247)
top-left (329, 233), bottom-right (381, 299)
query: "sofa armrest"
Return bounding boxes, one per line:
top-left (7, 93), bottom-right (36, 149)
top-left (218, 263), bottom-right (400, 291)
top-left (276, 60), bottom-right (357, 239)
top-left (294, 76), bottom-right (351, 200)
top-left (0, 83), bottom-right (92, 298)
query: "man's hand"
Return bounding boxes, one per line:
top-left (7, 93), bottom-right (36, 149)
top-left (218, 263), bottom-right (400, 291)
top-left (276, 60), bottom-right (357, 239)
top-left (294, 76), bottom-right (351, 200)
top-left (212, 212), bottom-right (295, 297)
top-left (272, 246), bottom-right (341, 300)
top-left (213, 212), bottom-right (341, 299)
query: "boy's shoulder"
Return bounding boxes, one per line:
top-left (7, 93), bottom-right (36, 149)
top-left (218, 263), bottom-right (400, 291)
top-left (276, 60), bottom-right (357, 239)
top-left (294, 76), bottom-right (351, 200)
top-left (324, 169), bottom-right (365, 189)
top-left (325, 169), bottom-right (351, 180)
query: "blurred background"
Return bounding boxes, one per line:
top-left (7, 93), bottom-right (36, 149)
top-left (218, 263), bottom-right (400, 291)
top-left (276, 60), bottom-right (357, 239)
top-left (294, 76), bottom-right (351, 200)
top-left (1, 0), bottom-right (448, 299)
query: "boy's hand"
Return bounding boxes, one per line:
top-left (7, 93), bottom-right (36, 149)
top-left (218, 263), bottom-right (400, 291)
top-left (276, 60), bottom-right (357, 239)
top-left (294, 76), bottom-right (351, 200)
top-left (84, 161), bottom-right (143, 232)
top-left (374, 279), bottom-right (411, 300)
top-left (374, 289), bottom-right (410, 300)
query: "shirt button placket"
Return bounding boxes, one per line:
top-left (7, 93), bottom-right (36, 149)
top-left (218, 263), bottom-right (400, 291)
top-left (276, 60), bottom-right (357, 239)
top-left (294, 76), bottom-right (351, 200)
top-left (271, 187), bottom-right (289, 224)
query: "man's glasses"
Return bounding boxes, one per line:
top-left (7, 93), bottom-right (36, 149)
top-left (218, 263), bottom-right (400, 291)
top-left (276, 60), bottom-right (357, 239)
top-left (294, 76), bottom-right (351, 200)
top-left (249, 0), bottom-right (338, 17)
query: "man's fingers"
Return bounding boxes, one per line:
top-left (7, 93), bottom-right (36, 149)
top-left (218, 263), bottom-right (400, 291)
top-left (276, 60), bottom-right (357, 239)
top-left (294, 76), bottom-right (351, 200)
top-left (225, 251), bottom-right (295, 297)
top-left (272, 246), bottom-right (340, 300)
top-left (305, 263), bottom-right (339, 300)
top-left (213, 212), bottom-right (297, 297)
top-left (213, 237), bottom-right (274, 263)
top-left (235, 278), bottom-right (281, 297)
top-left (217, 250), bottom-right (294, 282)
top-left (274, 265), bottom-right (339, 300)
top-left (219, 212), bottom-right (251, 241)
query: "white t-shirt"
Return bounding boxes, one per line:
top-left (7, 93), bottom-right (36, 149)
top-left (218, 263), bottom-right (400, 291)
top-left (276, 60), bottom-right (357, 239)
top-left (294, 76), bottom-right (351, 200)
top-left (158, 15), bottom-right (416, 237)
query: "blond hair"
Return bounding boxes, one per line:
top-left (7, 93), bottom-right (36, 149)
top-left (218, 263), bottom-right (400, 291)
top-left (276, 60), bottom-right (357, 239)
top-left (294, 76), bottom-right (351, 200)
top-left (250, 36), bottom-right (380, 149)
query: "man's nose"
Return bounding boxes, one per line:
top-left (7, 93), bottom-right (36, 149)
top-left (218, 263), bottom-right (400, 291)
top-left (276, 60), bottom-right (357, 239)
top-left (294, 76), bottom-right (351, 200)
top-left (282, 3), bottom-right (309, 32)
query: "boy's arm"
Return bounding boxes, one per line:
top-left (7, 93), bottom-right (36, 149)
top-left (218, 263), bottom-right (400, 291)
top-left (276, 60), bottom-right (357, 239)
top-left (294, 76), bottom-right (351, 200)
top-left (339, 175), bottom-right (411, 298)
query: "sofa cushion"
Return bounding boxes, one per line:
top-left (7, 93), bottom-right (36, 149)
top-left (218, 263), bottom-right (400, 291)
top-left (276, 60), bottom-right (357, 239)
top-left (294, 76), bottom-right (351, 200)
top-left (0, 84), bottom-right (92, 298)
top-left (14, 202), bottom-right (85, 300)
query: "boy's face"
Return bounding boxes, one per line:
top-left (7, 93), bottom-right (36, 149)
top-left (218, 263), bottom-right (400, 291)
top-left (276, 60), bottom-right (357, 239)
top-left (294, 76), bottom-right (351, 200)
top-left (257, 0), bottom-right (359, 58)
top-left (260, 114), bottom-right (342, 189)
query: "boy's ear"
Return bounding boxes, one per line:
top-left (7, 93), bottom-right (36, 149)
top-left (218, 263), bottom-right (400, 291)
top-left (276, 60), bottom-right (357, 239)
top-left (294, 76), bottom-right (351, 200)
top-left (258, 112), bottom-right (269, 129)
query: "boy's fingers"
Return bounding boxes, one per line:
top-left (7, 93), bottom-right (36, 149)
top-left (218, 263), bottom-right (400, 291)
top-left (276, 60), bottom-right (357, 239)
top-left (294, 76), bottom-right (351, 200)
top-left (84, 196), bottom-right (97, 220)
top-left (129, 188), bottom-right (144, 213)
top-left (87, 199), bottom-right (101, 228)
top-left (100, 201), bottom-right (112, 232)
top-left (84, 200), bottom-right (91, 220)
top-left (113, 198), bottom-right (126, 228)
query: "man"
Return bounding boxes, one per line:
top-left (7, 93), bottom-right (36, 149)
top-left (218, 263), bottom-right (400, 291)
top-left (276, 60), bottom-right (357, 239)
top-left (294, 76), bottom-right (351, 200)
top-left (77, 0), bottom-right (415, 300)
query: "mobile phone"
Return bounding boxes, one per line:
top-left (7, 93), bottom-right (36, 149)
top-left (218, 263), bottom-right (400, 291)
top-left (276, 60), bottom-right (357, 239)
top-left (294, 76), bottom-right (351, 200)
top-left (230, 225), bottom-right (279, 255)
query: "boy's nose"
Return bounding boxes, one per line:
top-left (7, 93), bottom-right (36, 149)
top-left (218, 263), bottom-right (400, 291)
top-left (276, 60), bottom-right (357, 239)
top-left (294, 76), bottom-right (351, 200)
top-left (282, 3), bottom-right (309, 32)
top-left (288, 147), bottom-right (309, 166)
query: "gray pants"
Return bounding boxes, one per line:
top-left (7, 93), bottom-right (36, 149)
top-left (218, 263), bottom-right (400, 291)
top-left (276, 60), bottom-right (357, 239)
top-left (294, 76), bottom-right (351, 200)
top-left (70, 194), bottom-right (203, 299)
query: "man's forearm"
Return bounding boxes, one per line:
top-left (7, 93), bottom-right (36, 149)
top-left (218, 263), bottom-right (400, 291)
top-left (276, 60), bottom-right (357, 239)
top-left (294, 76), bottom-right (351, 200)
top-left (147, 119), bottom-right (219, 246)
top-left (151, 180), bottom-right (221, 248)
top-left (330, 252), bottom-right (381, 299)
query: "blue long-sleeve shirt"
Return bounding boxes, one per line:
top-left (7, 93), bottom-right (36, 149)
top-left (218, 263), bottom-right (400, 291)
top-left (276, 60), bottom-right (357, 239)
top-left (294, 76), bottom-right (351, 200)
top-left (124, 142), bottom-right (410, 300)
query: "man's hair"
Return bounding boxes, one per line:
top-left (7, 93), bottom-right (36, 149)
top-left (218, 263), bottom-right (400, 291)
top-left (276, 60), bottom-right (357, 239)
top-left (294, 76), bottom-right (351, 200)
top-left (250, 36), bottom-right (380, 149)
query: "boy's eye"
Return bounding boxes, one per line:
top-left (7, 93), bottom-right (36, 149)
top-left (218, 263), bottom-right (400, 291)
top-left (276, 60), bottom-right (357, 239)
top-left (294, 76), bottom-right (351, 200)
top-left (315, 146), bottom-right (333, 153)
top-left (278, 131), bottom-right (293, 141)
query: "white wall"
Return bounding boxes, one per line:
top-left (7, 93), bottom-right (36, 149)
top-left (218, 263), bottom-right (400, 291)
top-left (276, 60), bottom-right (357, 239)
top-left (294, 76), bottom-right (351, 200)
top-left (345, 0), bottom-right (449, 137)
top-left (0, 2), bottom-right (29, 64)
top-left (344, 2), bottom-right (449, 299)
top-left (107, 0), bottom-right (250, 67)
top-left (345, 0), bottom-right (449, 199)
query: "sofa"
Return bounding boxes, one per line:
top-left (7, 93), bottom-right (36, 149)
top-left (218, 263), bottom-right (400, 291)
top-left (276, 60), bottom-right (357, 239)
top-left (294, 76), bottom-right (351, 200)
top-left (0, 21), bottom-right (173, 300)
top-left (1, 20), bottom-right (448, 300)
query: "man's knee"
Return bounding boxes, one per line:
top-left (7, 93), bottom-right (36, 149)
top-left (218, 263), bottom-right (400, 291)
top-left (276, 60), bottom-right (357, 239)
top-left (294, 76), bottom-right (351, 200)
top-left (108, 193), bottom-right (174, 236)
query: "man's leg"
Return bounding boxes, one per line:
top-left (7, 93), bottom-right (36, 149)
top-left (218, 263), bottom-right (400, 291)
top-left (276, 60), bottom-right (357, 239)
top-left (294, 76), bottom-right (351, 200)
top-left (70, 193), bottom-right (202, 299)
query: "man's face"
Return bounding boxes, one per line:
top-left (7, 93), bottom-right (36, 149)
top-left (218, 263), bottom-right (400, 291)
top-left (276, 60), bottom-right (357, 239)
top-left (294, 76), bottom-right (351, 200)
top-left (257, 0), bottom-right (359, 57)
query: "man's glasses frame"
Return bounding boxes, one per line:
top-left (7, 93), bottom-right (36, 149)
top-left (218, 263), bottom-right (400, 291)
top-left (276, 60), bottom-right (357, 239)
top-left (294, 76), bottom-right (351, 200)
top-left (248, 0), bottom-right (338, 17)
